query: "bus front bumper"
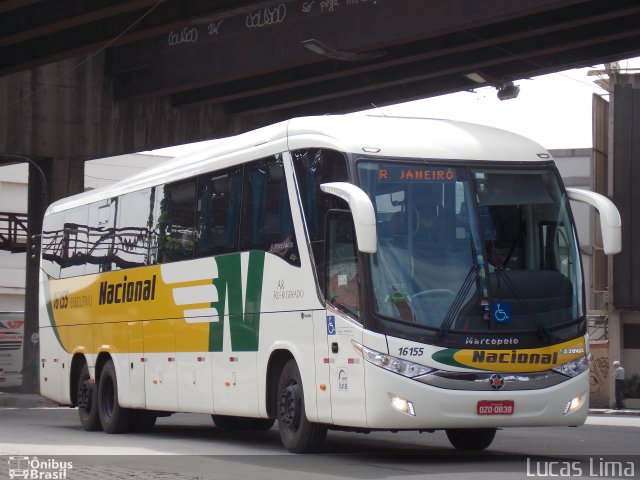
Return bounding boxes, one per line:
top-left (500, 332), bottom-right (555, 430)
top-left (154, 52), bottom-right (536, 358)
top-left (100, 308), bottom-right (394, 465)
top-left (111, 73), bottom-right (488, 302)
top-left (362, 362), bottom-right (588, 430)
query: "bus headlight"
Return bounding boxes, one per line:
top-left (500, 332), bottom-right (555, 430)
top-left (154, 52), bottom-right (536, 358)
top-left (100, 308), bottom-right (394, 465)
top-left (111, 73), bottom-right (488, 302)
top-left (552, 355), bottom-right (589, 378)
top-left (352, 341), bottom-right (433, 378)
top-left (389, 393), bottom-right (416, 416)
top-left (563, 393), bottom-right (586, 415)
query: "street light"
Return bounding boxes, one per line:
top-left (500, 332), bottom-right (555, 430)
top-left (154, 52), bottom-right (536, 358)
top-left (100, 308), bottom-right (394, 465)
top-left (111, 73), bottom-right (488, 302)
top-left (497, 81), bottom-right (520, 101)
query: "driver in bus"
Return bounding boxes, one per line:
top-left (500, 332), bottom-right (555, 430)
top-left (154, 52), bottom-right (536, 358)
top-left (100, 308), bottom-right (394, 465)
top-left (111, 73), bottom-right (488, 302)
top-left (486, 240), bottom-right (509, 271)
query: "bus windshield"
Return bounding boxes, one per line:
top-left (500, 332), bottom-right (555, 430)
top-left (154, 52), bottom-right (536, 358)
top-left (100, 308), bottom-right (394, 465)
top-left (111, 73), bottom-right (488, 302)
top-left (357, 161), bottom-right (583, 335)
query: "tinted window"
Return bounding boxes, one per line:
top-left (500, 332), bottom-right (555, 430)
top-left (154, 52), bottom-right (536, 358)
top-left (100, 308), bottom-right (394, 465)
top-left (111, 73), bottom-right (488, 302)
top-left (85, 198), bottom-right (117, 274)
top-left (241, 155), bottom-right (300, 266)
top-left (292, 149), bottom-right (349, 286)
top-left (292, 149), bottom-right (349, 242)
top-left (156, 180), bottom-right (197, 263)
top-left (113, 188), bottom-right (154, 269)
top-left (41, 212), bottom-right (64, 279)
top-left (196, 167), bottom-right (242, 257)
top-left (60, 206), bottom-right (89, 278)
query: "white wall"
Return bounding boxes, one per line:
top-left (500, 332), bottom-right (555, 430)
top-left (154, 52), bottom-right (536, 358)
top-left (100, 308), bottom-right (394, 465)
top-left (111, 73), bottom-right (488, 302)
top-left (0, 163), bottom-right (28, 311)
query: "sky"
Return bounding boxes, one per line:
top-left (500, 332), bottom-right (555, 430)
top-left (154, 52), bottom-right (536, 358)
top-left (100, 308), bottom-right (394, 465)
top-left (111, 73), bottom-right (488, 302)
top-left (145, 57), bottom-right (640, 157)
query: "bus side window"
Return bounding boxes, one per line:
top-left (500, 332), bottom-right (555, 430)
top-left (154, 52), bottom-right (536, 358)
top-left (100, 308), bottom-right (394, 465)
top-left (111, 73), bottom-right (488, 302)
top-left (112, 188), bottom-right (154, 269)
top-left (60, 206), bottom-right (89, 278)
top-left (240, 155), bottom-right (300, 266)
top-left (292, 149), bottom-right (349, 287)
top-left (195, 167), bottom-right (242, 258)
top-left (325, 211), bottom-right (361, 318)
top-left (86, 198), bottom-right (117, 274)
top-left (41, 212), bottom-right (64, 279)
top-left (155, 179), bottom-right (197, 264)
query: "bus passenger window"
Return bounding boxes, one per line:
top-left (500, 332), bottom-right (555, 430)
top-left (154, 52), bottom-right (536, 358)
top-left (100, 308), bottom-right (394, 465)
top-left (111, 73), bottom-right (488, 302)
top-left (112, 189), bottom-right (154, 269)
top-left (155, 180), bottom-right (196, 263)
top-left (325, 211), bottom-right (361, 318)
top-left (196, 167), bottom-right (242, 258)
top-left (85, 198), bottom-right (117, 274)
top-left (241, 155), bottom-right (300, 267)
top-left (60, 206), bottom-right (89, 278)
top-left (41, 212), bottom-right (64, 279)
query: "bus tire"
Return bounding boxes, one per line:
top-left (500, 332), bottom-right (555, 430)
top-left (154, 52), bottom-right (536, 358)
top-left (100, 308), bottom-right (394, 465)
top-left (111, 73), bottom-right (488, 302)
top-left (445, 428), bottom-right (496, 450)
top-left (129, 410), bottom-right (157, 433)
top-left (211, 415), bottom-right (275, 431)
top-left (276, 359), bottom-right (327, 453)
top-left (97, 360), bottom-right (130, 434)
top-left (77, 363), bottom-right (101, 431)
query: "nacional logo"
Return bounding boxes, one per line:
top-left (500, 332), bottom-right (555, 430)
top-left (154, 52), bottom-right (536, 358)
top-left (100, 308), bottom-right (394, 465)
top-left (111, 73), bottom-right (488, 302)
top-left (98, 275), bottom-right (156, 305)
top-left (431, 337), bottom-right (587, 373)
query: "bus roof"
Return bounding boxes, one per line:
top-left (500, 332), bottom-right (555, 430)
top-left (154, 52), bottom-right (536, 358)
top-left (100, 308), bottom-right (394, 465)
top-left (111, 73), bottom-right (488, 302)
top-left (46, 114), bottom-right (551, 214)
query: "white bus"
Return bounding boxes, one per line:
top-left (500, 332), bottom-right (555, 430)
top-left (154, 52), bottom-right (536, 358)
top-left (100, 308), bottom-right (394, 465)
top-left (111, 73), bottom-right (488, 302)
top-left (39, 114), bottom-right (621, 452)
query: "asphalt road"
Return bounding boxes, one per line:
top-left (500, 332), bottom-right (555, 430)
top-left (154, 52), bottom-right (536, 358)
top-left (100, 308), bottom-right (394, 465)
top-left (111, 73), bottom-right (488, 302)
top-left (0, 408), bottom-right (638, 480)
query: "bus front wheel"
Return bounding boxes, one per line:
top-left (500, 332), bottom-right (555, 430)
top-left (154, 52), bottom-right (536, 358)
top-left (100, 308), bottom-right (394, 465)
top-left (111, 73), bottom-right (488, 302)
top-left (445, 428), bottom-right (497, 450)
top-left (77, 363), bottom-right (101, 431)
top-left (97, 360), bottom-right (130, 434)
top-left (276, 359), bottom-right (327, 453)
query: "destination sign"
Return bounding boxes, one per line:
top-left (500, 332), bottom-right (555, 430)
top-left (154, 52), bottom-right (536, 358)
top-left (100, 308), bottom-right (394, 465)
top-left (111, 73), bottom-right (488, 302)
top-left (377, 166), bottom-right (456, 182)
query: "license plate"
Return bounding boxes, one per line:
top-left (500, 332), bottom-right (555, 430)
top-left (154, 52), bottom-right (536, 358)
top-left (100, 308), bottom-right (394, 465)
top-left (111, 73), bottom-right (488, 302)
top-left (477, 400), bottom-right (514, 415)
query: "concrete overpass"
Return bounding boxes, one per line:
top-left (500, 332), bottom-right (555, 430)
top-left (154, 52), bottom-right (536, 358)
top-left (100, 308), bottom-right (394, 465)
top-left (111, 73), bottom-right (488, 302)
top-left (2, 0), bottom-right (640, 393)
top-left (3, 0), bottom-right (640, 165)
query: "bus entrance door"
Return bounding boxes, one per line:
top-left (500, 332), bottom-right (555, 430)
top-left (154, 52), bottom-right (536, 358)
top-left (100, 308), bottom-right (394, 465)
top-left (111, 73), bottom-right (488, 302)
top-left (327, 313), bottom-right (366, 427)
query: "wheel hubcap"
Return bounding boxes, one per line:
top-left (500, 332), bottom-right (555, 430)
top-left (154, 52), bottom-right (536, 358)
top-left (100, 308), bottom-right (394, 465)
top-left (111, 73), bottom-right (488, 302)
top-left (78, 380), bottom-right (92, 410)
top-left (279, 381), bottom-right (301, 429)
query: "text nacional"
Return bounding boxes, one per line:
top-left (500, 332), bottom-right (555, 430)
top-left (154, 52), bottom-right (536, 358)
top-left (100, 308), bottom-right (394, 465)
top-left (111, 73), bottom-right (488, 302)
top-left (98, 275), bottom-right (156, 305)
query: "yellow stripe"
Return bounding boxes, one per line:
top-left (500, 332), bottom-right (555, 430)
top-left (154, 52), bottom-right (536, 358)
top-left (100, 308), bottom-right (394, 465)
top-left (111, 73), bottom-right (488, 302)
top-left (49, 265), bottom-right (215, 353)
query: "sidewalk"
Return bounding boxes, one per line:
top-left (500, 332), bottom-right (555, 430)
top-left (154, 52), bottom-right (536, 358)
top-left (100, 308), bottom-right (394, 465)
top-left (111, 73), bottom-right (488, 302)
top-left (588, 407), bottom-right (640, 416)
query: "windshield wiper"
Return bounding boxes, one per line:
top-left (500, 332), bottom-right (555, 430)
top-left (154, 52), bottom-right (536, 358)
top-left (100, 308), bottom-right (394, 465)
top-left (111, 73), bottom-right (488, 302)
top-left (436, 263), bottom-right (480, 340)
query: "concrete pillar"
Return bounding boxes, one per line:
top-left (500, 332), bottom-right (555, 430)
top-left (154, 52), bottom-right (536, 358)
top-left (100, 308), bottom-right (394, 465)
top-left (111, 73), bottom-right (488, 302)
top-left (22, 159), bottom-right (48, 393)
top-left (22, 157), bottom-right (84, 393)
top-left (48, 158), bottom-right (84, 202)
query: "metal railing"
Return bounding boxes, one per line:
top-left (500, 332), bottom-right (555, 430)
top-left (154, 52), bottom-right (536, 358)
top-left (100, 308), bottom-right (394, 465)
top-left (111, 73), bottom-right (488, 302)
top-left (0, 212), bottom-right (28, 252)
top-left (587, 314), bottom-right (608, 341)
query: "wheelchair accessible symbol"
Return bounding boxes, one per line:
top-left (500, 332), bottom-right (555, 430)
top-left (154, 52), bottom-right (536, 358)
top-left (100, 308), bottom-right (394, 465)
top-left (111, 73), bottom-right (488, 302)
top-left (327, 315), bottom-right (336, 335)
top-left (492, 302), bottom-right (512, 323)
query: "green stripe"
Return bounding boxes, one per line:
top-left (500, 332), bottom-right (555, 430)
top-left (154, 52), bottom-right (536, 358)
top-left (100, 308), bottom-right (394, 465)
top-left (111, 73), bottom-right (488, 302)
top-left (432, 349), bottom-right (472, 369)
top-left (209, 251), bottom-right (265, 352)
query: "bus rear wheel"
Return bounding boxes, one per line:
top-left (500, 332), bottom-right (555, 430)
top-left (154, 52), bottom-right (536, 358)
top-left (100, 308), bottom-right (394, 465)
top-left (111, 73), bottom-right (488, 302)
top-left (445, 428), bottom-right (497, 450)
top-left (97, 360), bottom-right (130, 434)
top-left (77, 363), bottom-right (101, 431)
top-left (276, 359), bottom-right (327, 453)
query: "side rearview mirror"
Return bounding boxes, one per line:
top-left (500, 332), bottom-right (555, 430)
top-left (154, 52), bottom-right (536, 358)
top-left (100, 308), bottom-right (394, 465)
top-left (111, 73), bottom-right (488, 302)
top-left (320, 182), bottom-right (377, 253)
top-left (566, 188), bottom-right (621, 255)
